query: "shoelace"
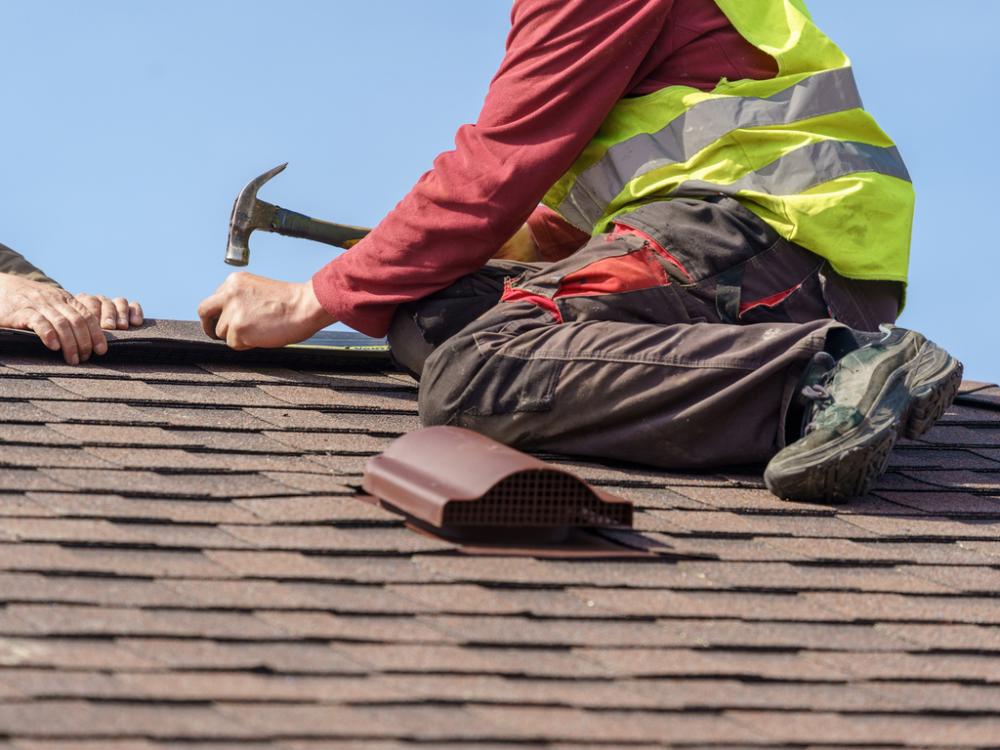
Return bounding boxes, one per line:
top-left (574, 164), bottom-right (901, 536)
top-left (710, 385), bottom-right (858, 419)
top-left (800, 383), bottom-right (834, 435)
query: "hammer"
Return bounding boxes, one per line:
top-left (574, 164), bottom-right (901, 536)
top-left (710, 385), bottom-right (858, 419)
top-left (225, 163), bottom-right (371, 266)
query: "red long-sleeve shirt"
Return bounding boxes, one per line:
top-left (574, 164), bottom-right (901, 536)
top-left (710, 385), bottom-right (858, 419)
top-left (312, 0), bottom-right (777, 337)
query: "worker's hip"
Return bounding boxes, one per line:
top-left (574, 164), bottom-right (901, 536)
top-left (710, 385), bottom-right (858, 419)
top-left (500, 197), bottom-right (900, 330)
top-left (388, 197), bottom-right (901, 377)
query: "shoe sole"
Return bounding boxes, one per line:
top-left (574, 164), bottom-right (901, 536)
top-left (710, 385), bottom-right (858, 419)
top-left (764, 338), bottom-right (963, 502)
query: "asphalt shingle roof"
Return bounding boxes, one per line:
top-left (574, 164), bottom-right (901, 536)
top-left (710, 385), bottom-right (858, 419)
top-left (1, 323), bottom-right (999, 748)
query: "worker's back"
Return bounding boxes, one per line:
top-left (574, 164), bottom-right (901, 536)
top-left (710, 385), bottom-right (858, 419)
top-left (546, 0), bottom-right (914, 289)
top-left (621, 0), bottom-right (779, 96)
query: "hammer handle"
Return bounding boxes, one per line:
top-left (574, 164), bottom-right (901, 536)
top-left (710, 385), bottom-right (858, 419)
top-left (270, 207), bottom-right (370, 250)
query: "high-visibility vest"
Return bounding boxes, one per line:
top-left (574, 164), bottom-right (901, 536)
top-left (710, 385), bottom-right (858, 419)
top-left (543, 0), bottom-right (913, 283)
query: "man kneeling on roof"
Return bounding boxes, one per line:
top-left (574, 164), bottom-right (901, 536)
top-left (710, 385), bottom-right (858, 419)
top-left (0, 242), bottom-right (143, 365)
top-left (198, 0), bottom-right (962, 502)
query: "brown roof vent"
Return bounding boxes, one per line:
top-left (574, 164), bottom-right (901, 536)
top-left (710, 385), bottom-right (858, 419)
top-left (363, 427), bottom-right (632, 540)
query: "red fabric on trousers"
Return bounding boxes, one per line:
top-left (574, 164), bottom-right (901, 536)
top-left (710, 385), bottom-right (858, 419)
top-left (311, 0), bottom-right (778, 337)
top-left (739, 284), bottom-right (805, 317)
top-left (610, 224), bottom-right (694, 283)
top-left (500, 285), bottom-right (564, 324)
top-left (553, 249), bottom-right (673, 300)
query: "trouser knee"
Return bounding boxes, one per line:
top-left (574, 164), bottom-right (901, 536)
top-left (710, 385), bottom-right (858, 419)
top-left (416, 338), bottom-right (468, 428)
top-left (416, 308), bottom-right (565, 445)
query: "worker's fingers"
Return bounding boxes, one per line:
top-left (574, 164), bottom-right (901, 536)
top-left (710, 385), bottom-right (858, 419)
top-left (227, 332), bottom-right (252, 351)
top-left (73, 293), bottom-right (141, 330)
top-left (57, 301), bottom-right (94, 362)
top-left (204, 315), bottom-right (222, 341)
top-left (58, 300), bottom-right (105, 361)
top-left (18, 308), bottom-right (61, 352)
top-left (45, 306), bottom-right (82, 364)
top-left (128, 300), bottom-right (144, 327)
top-left (198, 292), bottom-right (224, 340)
top-left (214, 300), bottom-right (246, 352)
top-left (214, 304), bottom-right (248, 351)
top-left (76, 293), bottom-right (118, 338)
top-left (100, 297), bottom-right (118, 329)
top-left (198, 273), bottom-right (262, 348)
top-left (69, 297), bottom-right (109, 357)
top-left (226, 320), bottom-right (252, 351)
top-left (73, 293), bottom-right (102, 321)
top-left (213, 313), bottom-right (229, 346)
top-left (110, 297), bottom-right (130, 329)
top-left (12, 303), bottom-right (87, 365)
top-left (78, 295), bottom-right (117, 330)
top-left (23, 302), bottom-right (78, 363)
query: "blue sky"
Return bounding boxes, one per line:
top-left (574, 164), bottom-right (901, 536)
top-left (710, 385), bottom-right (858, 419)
top-left (2, 1), bottom-right (997, 379)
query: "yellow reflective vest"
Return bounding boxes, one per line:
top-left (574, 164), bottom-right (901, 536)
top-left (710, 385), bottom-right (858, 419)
top-left (543, 0), bottom-right (913, 283)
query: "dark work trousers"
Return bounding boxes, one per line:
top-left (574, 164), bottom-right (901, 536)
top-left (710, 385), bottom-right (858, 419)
top-left (388, 198), bottom-right (902, 470)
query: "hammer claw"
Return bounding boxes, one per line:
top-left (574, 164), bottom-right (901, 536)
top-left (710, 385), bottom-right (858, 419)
top-left (247, 162), bottom-right (288, 193)
top-left (225, 162), bottom-right (370, 266)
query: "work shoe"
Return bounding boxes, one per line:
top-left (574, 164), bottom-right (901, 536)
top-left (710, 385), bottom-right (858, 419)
top-left (764, 326), bottom-right (963, 502)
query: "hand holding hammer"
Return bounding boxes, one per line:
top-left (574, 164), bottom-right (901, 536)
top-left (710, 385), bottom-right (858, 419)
top-left (201, 163), bottom-right (358, 350)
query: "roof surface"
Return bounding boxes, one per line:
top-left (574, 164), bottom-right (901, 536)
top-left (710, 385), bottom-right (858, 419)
top-left (1, 325), bottom-right (999, 748)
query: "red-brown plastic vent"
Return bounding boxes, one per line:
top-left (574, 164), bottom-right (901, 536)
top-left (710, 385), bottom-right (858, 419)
top-left (362, 427), bottom-right (632, 532)
top-left (442, 469), bottom-right (630, 528)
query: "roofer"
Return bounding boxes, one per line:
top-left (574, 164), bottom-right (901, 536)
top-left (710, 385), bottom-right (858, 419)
top-left (199, 0), bottom-right (962, 501)
top-left (0, 242), bottom-right (143, 364)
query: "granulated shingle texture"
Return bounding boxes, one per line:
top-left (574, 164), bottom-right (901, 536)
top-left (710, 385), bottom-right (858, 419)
top-left (1, 341), bottom-right (999, 748)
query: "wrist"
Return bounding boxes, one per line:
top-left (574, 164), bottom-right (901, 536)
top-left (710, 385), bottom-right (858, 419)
top-left (298, 280), bottom-right (337, 330)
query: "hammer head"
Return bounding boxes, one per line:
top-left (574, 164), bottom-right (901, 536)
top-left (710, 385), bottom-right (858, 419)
top-left (225, 162), bottom-right (287, 266)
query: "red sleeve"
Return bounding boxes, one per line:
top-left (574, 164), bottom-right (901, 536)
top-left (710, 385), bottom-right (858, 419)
top-left (312, 0), bottom-right (674, 337)
top-left (526, 205), bottom-right (590, 262)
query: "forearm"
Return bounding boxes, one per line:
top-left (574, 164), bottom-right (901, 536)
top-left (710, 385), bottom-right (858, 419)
top-left (0, 243), bottom-right (61, 288)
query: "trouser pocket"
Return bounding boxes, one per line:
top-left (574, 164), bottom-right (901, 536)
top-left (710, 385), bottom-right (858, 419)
top-left (419, 308), bottom-right (565, 426)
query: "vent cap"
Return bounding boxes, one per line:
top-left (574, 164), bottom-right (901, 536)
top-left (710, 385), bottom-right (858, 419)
top-left (363, 427), bottom-right (632, 534)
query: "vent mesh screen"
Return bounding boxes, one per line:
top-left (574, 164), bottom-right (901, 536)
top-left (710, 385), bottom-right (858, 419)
top-left (441, 470), bottom-right (630, 528)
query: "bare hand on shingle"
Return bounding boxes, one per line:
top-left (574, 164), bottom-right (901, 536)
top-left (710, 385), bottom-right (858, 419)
top-left (0, 273), bottom-right (110, 364)
top-left (198, 271), bottom-right (335, 350)
top-left (74, 293), bottom-right (144, 330)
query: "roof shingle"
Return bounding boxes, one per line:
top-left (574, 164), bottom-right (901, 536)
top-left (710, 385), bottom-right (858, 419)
top-left (1, 323), bottom-right (999, 746)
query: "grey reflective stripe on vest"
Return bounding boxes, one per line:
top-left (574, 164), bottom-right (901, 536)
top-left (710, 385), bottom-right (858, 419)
top-left (558, 67), bottom-right (867, 231)
top-left (670, 141), bottom-right (911, 200)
